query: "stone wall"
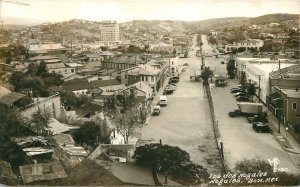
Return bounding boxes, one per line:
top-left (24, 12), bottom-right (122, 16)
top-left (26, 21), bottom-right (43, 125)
top-left (20, 94), bottom-right (63, 121)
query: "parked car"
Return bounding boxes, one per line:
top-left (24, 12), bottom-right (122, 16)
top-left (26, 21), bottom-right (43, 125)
top-left (169, 79), bottom-right (178, 84)
top-left (236, 96), bottom-right (251, 102)
top-left (152, 105), bottom-right (161, 115)
top-left (170, 76), bottom-right (180, 82)
top-left (233, 92), bottom-right (247, 97)
top-left (164, 87), bottom-right (174, 95)
top-left (247, 115), bottom-right (269, 123)
top-left (169, 83), bottom-right (177, 88)
top-left (221, 61), bottom-right (225, 64)
top-left (183, 63), bottom-right (189, 66)
top-left (231, 89), bottom-right (244, 93)
top-left (166, 85), bottom-right (176, 91)
top-left (252, 122), bottom-right (272, 133)
top-left (228, 109), bottom-right (242, 117)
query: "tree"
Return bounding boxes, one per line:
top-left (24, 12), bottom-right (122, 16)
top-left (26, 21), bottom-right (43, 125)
top-left (246, 83), bottom-right (257, 99)
top-left (239, 72), bottom-right (247, 90)
top-left (27, 63), bottom-right (38, 76)
top-left (103, 90), bottom-right (147, 144)
top-left (9, 71), bottom-right (26, 91)
top-left (226, 60), bottom-right (236, 79)
top-left (30, 110), bottom-right (50, 136)
top-left (36, 62), bottom-right (47, 76)
top-left (134, 143), bottom-right (209, 185)
top-left (73, 122), bottom-right (101, 146)
top-left (42, 73), bottom-right (64, 86)
top-left (200, 66), bottom-right (213, 85)
top-left (208, 36), bottom-right (217, 45)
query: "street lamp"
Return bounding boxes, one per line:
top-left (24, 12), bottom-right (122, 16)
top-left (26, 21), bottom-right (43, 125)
top-left (277, 75), bottom-right (282, 133)
top-left (285, 127), bottom-right (288, 140)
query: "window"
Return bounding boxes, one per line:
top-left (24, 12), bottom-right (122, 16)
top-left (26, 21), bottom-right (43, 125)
top-left (145, 76), bottom-right (148, 82)
top-left (71, 69), bottom-right (75, 73)
top-left (292, 102), bottom-right (297, 110)
top-left (151, 76), bottom-right (154, 82)
top-left (142, 76), bottom-right (144, 81)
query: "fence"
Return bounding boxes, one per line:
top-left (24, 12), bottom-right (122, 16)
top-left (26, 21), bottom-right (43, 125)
top-left (205, 85), bottom-right (228, 174)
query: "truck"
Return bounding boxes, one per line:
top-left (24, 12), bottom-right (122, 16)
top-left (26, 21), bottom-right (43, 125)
top-left (229, 102), bottom-right (263, 117)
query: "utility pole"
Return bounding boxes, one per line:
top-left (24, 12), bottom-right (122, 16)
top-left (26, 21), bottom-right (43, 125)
top-left (278, 59), bottom-right (282, 133)
top-left (258, 75), bottom-right (261, 103)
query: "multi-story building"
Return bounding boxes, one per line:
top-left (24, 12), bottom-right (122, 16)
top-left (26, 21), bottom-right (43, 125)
top-left (225, 39), bottom-right (264, 52)
top-left (236, 57), bottom-right (297, 104)
top-left (100, 21), bottom-right (120, 46)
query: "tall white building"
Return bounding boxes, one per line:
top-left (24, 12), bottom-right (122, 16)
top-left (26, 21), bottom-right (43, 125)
top-left (100, 21), bottom-right (120, 46)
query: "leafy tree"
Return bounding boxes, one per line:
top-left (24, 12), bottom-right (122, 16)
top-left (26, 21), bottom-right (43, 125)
top-left (9, 71), bottom-right (26, 91)
top-left (260, 40), bottom-right (282, 52)
top-left (43, 73), bottom-right (64, 86)
top-left (14, 96), bottom-right (33, 108)
top-left (226, 60), bottom-right (236, 79)
top-left (30, 110), bottom-right (50, 136)
top-left (208, 36), bottom-right (217, 45)
top-left (246, 83), bottom-right (257, 99)
top-left (36, 62), bottom-right (47, 76)
top-left (27, 63), bottom-right (39, 76)
top-left (200, 66), bottom-right (213, 85)
top-left (73, 122), bottom-right (101, 146)
top-left (239, 72), bottom-right (247, 90)
top-left (103, 90), bottom-right (147, 144)
top-left (134, 143), bottom-right (209, 185)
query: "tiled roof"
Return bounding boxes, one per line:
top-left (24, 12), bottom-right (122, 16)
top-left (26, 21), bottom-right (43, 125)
top-left (105, 54), bottom-right (146, 64)
top-left (90, 79), bottom-right (121, 88)
top-left (62, 78), bottom-right (90, 91)
top-left (45, 62), bottom-right (66, 69)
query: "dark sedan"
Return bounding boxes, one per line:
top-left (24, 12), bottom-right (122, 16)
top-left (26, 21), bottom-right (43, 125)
top-left (236, 96), bottom-right (251, 102)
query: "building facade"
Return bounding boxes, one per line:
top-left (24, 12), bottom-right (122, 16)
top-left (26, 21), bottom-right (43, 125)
top-left (100, 21), bottom-right (120, 45)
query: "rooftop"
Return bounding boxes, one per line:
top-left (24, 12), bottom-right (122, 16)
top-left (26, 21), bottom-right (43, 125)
top-left (53, 134), bottom-right (75, 146)
top-left (283, 89), bottom-right (300, 98)
top-left (0, 92), bottom-right (25, 106)
top-left (0, 85), bottom-right (11, 98)
top-left (95, 160), bottom-right (179, 186)
top-left (254, 63), bottom-right (296, 74)
top-left (90, 79), bottom-right (121, 88)
top-left (19, 162), bottom-right (67, 184)
top-left (47, 118), bottom-right (79, 135)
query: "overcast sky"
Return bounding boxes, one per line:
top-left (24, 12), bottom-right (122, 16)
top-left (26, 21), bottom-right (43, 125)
top-left (1, 0), bottom-right (300, 23)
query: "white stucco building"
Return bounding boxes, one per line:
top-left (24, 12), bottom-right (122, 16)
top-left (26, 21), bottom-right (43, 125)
top-left (237, 57), bottom-right (297, 104)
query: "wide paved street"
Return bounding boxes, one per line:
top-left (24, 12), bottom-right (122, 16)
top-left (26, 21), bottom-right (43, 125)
top-left (201, 35), bottom-right (299, 173)
top-left (137, 35), bottom-right (222, 173)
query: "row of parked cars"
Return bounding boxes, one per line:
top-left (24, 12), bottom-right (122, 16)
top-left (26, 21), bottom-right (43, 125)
top-left (163, 76), bottom-right (180, 95)
top-left (230, 85), bottom-right (271, 133)
top-left (230, 85), bottom-right (252, 102)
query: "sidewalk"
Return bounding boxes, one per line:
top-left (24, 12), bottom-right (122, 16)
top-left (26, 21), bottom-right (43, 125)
top-left (253, 96), bottom-right (300, 155)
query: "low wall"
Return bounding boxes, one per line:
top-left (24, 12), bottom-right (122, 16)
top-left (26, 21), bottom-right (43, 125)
top-left (205, 85), bottom-right (228, 173)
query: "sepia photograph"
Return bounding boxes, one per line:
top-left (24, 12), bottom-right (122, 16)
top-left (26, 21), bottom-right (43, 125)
top-left (0, 0), bottom-right (299, 186)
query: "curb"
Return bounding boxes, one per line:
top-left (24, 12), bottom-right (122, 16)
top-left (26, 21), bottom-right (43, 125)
top-left (272, 133), bottom-right (300, 154)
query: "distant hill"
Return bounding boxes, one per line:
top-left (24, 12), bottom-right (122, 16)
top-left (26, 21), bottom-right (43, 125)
top-left (121, 14), bottom-right (299, 32)
top-left (2, 16), bottom-right (47, 26)
top-left (191, 13), bottom-right (299, 30)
